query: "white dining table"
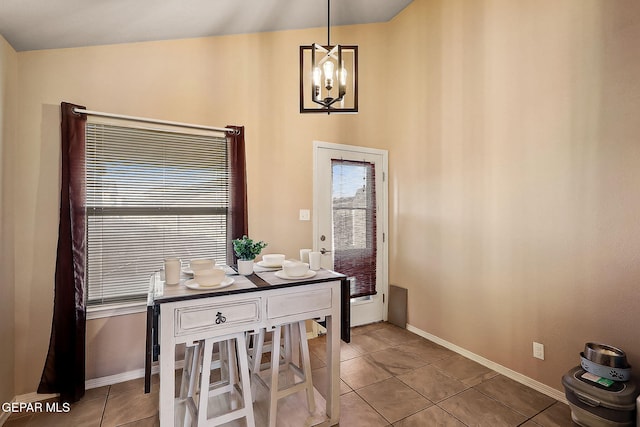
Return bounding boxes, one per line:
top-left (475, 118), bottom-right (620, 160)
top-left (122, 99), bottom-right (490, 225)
top-left (145, 267), bottom-right (350, 426)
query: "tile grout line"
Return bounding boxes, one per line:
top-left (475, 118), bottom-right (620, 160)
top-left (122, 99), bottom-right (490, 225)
top-left (99, 385), bottom-right (111, 427)
top-left (433, 402), bottom-right (471, 427)
top-left (470, 378), bottom-right (560, 423)
top-left (351, 388), bottom-right (395, 426)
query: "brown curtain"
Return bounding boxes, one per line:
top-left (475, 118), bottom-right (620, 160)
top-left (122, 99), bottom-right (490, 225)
top-left (226, 125), bottom-right (248, 264)
top-left (38, 102), bottom-right (87, 403)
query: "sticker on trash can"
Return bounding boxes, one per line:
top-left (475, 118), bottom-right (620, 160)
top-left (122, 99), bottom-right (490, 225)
top-left (581, 371), bottom-right (614, 387)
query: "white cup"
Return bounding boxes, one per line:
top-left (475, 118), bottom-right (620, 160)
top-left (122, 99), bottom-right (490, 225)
top-left (300, 248), bottom-right (312, 263)
top-left (164, 258), bottom-right (181, 285)
top-left (309, 251), bottom-right (322, 270)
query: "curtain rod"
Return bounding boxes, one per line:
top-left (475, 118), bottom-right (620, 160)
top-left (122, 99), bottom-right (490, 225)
top-left (72, 108), bottom-right (238, 134)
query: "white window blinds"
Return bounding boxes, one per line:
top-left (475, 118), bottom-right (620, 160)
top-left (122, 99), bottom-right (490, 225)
top-left (85, 123), bottom-right (229, 305)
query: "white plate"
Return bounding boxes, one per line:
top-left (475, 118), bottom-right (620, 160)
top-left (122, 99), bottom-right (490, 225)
top-left (274, 270), bottom-right (317, 280)
top-left (256, 260), bottom-right (282, 268)
top-left (184, 277), bottom-right (234, 290)
top-left (183, 266), bottom-right (227, 276)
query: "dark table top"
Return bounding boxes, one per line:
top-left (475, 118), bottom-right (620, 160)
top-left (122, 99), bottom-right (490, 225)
top-left (148, 266), bottom-right (346, 305)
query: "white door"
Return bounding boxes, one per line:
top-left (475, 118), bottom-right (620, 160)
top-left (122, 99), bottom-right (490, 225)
top-left (313, 141), bottom-right (388, 327)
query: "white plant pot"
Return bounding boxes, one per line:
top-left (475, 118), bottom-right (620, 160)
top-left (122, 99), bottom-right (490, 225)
top-left (237, 259), bottom-right (254, 275)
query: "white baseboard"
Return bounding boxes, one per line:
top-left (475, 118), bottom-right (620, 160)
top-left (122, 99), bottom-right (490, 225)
top-left (9, 391), bottom-right (58, 404)
top-left (84, 367), bottom-right (154, 390)
top-left (11, 327), bottom-right (327, 405)
top-left (311, 319), bottom-right (327, 339)
top-left (406, 323), bottom-right (567, 403)
top-left (85, 359), bottom-right (185, 390)
top-left (9, 359), bottom-right (186, 410)
top-left (1, 392), bottom-right (59, 427)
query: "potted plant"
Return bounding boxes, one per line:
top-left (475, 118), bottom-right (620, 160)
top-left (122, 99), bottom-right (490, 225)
top-left (232, 235), bottom-right (268, 275)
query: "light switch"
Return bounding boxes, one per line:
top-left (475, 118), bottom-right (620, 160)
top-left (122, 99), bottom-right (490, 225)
top-left (299, 209), bottom-right (310, 221)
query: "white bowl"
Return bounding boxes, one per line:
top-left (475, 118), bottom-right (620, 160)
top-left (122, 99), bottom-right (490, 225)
top-left (282, 260), bottom-right (310, 277)
top-left (262, 254), bottom-right (285, 267)
top-left (194, 267), bottom-right (225, 287)
top-left (190, 258), bottom-right (214, 271)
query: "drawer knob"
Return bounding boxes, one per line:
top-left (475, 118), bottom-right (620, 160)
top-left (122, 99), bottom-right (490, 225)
top-left (215, 312), bottom-right (227, 324)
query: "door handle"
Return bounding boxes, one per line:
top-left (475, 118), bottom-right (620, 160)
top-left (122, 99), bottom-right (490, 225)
top-left (320, 248), bottom-right (332, 255)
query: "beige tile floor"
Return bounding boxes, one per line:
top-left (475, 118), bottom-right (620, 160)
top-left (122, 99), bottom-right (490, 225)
top-left (5, 322), bottom-right (577, 426)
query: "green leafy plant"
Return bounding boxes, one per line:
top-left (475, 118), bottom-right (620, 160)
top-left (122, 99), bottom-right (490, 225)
top-left (232, 235), bottom-right (268, 261)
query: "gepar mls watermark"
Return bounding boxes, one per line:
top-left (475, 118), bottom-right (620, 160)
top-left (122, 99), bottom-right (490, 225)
top-left (2, 401), bottom-right (71, 414)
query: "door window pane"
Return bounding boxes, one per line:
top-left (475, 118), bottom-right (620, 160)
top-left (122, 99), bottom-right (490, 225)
top-left (331, 159), bottom-right (377, 298)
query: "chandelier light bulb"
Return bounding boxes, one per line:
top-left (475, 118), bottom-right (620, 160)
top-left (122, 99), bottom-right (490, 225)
top-left (323, 60), bottom-right (334, 90)
top-left (339, 66), bottom-right (347, 86)
top-left (313, 66), bottom-right (322, 85)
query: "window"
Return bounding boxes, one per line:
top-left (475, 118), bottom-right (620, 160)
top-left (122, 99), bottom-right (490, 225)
top-left (85, 123), bottom-right (231, 306)
top-left (331, 159), bottom-right (377, 298)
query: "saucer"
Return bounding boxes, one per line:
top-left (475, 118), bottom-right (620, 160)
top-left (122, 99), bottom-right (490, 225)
top-left (183, 266), bottom-right (227, 277)
top-left (256, 260), bottom-right (282, 269)
top-left (274, 270), bottom-right (317, 280)
top-left (184, 277), bottom-right (234, 290)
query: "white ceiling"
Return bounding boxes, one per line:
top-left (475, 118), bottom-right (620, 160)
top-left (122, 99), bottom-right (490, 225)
top-left (0, 0), bottom-right (413, 52)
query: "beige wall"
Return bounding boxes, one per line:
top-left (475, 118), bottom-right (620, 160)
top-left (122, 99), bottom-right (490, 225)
top-left (388, 0), bottom-right (640, 390)
top-left (0, 34), bottom-right (17, 407)
top-left (5, 0), bottom-right (640, 398)
top-left (12, 24), bottom-right (390, 392)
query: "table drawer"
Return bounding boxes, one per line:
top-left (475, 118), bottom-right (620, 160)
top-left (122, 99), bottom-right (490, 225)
top-left (267, 288), bottom-right (332, 319)
top-left (175, 299), bottom-right (260, 336)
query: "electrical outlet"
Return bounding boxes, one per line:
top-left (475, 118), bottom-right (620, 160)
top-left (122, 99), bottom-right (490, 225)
top-left (533, 342), bottom-right (545, 360)
top-left (299, 209), bottom-right (310, 221)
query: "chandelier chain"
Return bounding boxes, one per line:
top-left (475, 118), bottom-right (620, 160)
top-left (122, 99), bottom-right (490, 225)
top-left (327, 0), bottom-right (331, 46)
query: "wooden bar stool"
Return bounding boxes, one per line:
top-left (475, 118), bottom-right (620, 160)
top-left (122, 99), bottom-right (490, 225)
top-left (248, 321), bottom-right (315, 427)
top-left (182, 332), bottom-right (255, 427)
top-left (179, 341), bottom-right (204, 427)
